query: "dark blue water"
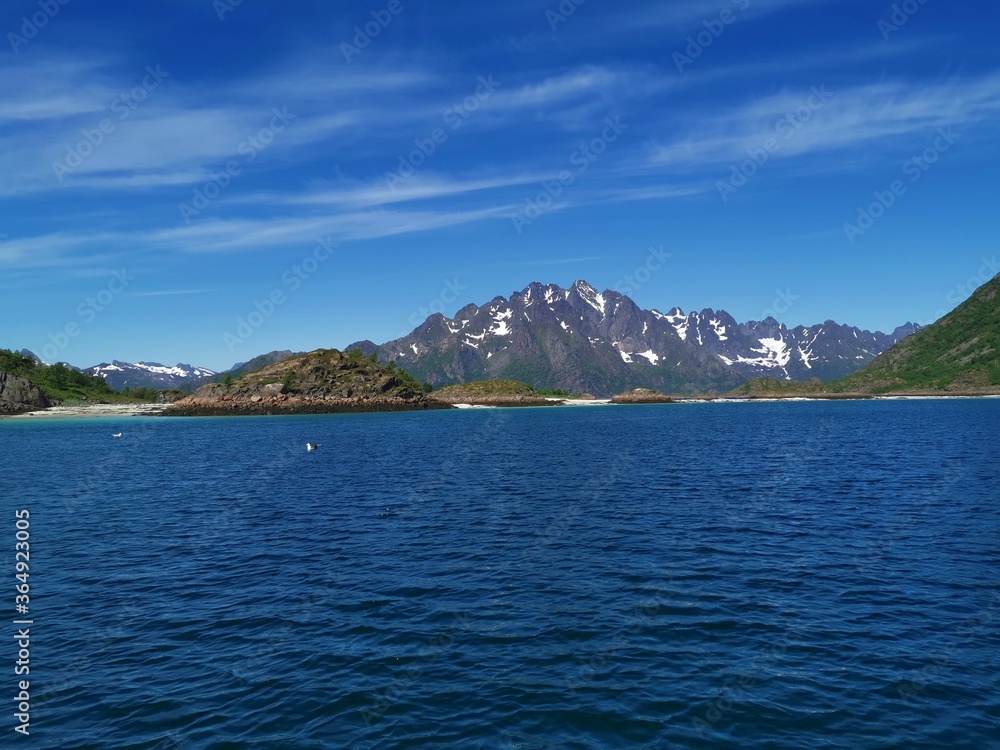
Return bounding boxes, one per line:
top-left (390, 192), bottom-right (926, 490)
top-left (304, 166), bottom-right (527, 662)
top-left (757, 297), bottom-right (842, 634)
top-left (2, 400), bottom-right (998, 749)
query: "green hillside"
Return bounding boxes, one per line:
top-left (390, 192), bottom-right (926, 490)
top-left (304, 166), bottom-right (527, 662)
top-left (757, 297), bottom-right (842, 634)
top-left (834, 274), bottom-right (999, 393)
top-left (0, 349), bottom-right (157, 404)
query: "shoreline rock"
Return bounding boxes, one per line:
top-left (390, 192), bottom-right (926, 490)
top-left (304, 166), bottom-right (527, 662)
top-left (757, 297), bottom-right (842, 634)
top-left (432, 394), bottom-right (561, 407)
top-left (611, 388), bottom-right (674, 404)
top-left (0, 372), bottom-right (52, 414)
top-left (161, 394), bottom-right (454, 416)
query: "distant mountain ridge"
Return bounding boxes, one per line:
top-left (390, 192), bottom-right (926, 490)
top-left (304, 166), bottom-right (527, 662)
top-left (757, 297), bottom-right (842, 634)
top-left (350, 280), bottom-right (919, 396)
top-left (84, 350), bottom-right (299, 391)
top-left (86, 361), bottom-right (216, 391)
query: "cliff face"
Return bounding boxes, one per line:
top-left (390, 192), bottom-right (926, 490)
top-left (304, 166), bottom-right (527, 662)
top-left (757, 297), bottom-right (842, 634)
top-left (0, 372), bottom-right (51, 414)
top-left (163, 349), bottom-right (453, 416)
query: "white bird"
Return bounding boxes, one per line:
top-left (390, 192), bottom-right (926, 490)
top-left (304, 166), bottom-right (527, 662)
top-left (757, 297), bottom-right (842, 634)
top-left (306, 443), bottom-right (319, 451)
top-left (113, 433), bottom-right (122, 438)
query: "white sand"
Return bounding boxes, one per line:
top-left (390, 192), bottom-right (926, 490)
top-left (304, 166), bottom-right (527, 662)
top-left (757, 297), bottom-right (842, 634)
top-left (4, 404), bottom-right (167, 419)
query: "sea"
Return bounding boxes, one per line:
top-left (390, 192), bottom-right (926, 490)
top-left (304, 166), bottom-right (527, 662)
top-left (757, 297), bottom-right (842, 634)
top-left (1, 399), bottom-right (998, 749)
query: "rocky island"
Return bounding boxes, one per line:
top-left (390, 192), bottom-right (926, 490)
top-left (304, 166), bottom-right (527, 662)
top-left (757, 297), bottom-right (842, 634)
top-left (430, 380), bottom-right (564, 407)
top-left (162, 349), bottom-right (453, 416)
top-left (610, 388), bottom-right (674, 404)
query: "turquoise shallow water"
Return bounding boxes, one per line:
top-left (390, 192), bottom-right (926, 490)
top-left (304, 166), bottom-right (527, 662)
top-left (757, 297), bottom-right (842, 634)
top-left (1, 400), bottom-right (998, 749)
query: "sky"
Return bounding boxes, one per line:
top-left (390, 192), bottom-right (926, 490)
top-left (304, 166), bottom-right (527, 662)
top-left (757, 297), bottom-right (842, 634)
top-left (1, 0), bottom-right (998, 371)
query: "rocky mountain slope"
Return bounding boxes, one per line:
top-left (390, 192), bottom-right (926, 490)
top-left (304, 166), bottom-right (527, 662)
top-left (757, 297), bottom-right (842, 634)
top-left (351, 280), bottom-right (918, 397)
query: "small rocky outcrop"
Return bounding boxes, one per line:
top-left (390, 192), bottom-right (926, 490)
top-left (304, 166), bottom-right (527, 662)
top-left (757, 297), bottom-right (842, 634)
top-left (431, 380), bottom-right (562, 407)
top-left (162, 349), bottom-right (453, 416)
top-left (611, 388), bottom-right (673, 404)
top-left (0, 372), bottom-right (51, 414)
top-left (155, 390), bottom-right (190, 404)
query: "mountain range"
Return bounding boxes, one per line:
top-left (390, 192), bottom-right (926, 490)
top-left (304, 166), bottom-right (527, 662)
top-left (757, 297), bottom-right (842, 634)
top-left (86, 361), bottom-right (217, 390)
top-left (349, 280), bottom-right (919, 396)
top-left (16, 281), bottom-right (919, 397)
top-left (72, 350), bottom-right (300, 391)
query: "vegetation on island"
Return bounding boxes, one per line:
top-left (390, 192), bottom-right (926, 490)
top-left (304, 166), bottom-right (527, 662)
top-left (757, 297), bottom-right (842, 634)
top-left (0, 349), bottom-right (160, 404)
top-left (429, 380), bottom-right (590, 399)
top-left (429, 379), bottom-right (590, 405)
top-left (165, 348), bottom-right (445, 416)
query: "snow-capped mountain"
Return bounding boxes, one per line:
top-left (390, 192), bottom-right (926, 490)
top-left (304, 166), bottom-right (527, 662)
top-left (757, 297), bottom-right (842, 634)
top-left (86, 361), bottom-right (216, 391)
top-left (350, 280), bottom-right (920, 396)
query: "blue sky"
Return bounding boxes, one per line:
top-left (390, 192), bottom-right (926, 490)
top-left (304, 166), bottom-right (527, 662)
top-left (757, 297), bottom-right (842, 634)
top-left (2, 0), bottom-right (998, 371)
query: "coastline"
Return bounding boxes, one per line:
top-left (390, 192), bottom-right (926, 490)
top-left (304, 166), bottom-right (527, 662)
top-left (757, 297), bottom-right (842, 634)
top-left (5, 392), bottom-right (998, 420)
top-left (1, 403), bottom-right (168, 420)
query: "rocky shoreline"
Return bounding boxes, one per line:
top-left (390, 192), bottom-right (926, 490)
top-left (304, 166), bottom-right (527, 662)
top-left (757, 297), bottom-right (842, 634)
top-left (161, 394), bottom-right (454, 416)
top-left (433, 394), bottom-right (562, 407)
top-left (610, 388), bottom-right (674, 404)
top-left (0, 372), bottom-right (51, 415)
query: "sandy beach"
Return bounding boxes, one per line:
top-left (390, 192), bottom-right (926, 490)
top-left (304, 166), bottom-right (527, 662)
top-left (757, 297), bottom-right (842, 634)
top-left (2, 403), bottom-right (168, 419)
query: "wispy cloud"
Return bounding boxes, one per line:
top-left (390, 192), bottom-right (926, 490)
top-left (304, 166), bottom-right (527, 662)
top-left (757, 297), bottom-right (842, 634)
top-left (264, 173), bottom-right (546, 209)
top-left (647, 73), bottom-right (1000, 169)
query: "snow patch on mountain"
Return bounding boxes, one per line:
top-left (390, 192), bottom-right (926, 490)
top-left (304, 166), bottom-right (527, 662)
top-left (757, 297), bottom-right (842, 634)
top-left (490, 307), bottom-right (513, 336)
top-left (797, 346), bottom-right (814, 369)
top-left (665, 308), bottom-right (689, 341)
top-left (736, 337), bottom-right (791, 372)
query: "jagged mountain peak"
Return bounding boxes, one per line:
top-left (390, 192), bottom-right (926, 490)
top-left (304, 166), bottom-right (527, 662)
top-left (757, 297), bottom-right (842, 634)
top-left (86, 360), bottom-right (217, 391)
top-left (349, 280), bottom-right (920, 396)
